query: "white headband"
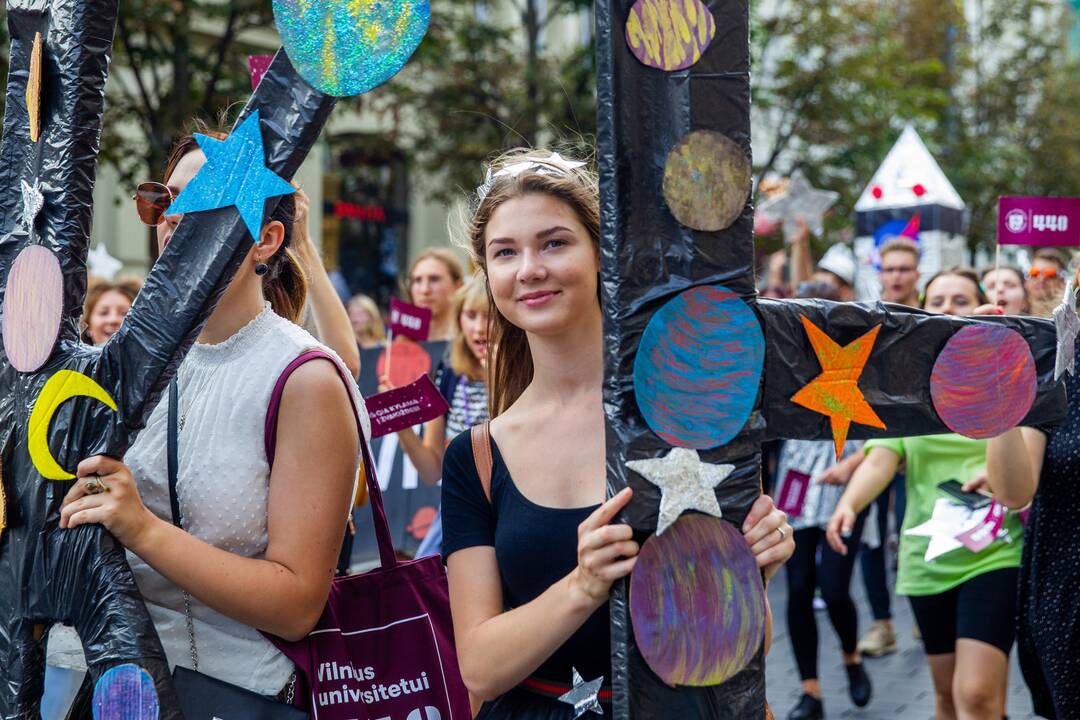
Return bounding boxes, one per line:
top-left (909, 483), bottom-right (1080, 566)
top-left (473, 152), bottom-right (586, 208)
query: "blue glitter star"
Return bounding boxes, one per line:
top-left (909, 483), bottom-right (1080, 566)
top-left (166, 110), bottom-right (295, 243)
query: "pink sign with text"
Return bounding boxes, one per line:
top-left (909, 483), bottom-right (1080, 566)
top-left (366, 375), bottom-right (449, 438)
top-left (997, 196), bottom-right (1080, 247)
top-left (390, 297), bottom-right (433, 343)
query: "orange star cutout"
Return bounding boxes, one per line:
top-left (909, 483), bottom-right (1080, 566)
top-left (791, 316), bottom-right (886, 458)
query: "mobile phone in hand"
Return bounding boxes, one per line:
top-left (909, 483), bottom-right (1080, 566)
top-left (938, 479), bottom-right (993, 510)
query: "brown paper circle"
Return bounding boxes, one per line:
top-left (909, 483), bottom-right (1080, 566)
top-left (663, 130), bottom-right (751, 232)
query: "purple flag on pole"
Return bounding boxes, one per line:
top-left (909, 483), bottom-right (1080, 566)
top-left (997, 196), bottom-right (1080, 246)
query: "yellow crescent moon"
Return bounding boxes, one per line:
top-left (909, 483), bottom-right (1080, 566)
top-left (28, 370), bottom-right (117, 480)
top-left (0, 463), bottom-right (6, 542)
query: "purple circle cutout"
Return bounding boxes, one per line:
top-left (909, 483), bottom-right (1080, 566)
top-left (630, 514), bottom-right (766, 686)
top-left (930, 324), bottom-right (1036, 439)
top-left (2, 245), bottom-right (63, 372)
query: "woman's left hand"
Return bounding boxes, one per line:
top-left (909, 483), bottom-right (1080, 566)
top-left (741, 493), bottom-right (794, 582)
top-left (60, 455), bottom-right (158, 549)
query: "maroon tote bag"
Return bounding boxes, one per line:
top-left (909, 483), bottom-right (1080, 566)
top-left (264, 350), bottom-right (472, 720)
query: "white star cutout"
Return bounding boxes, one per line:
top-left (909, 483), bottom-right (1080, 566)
top-left (626, 448), bottom-right (734, 535)
top-left (87, 244), bottom-right (123, 281)
top-left (1053, 279), bottom-right (1079, 381)
top-left (904, 498), bottom-right (982, 562)
top-left (21, 179), bottom-right (43, 229)
top-left (557, 668), bottom-right (604, 719)
top-left (757, 169), bottom-right (840, 238)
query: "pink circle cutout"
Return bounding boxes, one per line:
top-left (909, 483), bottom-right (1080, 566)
top-left (3, 245), bottom-right (64, 372)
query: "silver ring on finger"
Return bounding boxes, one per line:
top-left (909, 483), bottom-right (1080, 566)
top-left (777, 526), bottom-right (786, 542)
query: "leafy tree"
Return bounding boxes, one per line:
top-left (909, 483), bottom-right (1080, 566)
top-left (751, 0), bottom-right (1079, 248)
top-left (99, 1), bottom-right (274, 190)
top-left (376, 0), bottom-right (597, 205)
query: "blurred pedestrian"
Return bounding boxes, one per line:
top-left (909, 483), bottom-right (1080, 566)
top-left (981, 266), bottom-right (1029, 315)
top-left (827, 268), bottom-right (1025, 720)
top-left (408, 248), bottom-right (464, 341)
top-left (1026, 248), bottom-right (1068, 318)
top-left (347, 293), bottom-right (387, 349)
top-left (81, 277), bottom-right (141, 346)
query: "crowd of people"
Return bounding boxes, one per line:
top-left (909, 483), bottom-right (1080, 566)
top-left (761, 223), bottom-right (1078, 720)
top-left (52, 122), bottom-right (1080, 720)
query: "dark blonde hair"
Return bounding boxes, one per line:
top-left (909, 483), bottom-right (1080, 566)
top-left (164, 119), bottom-right (308, 323)
top-left (82, 277), bottom-right (142, 342)
top-left (879, 237), bottom-right (920, 265)
top-left (449, 275), bottom-right (490, 382)
top-left (455, 148), bottom-right (600, 417)
top-left (922, 266), bottom-right (988, 308)
top-left (406, 248), bottom-right (465, 299)
top-left (347, 293), bottom-right (386, 345)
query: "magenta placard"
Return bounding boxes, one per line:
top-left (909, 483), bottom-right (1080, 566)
top-left (366, 374), bottom-right (449, 438)
top-left (248, 54), bottom-right (273, 90)
top-left (390, 297), bottom-right (433, 342)
top-left (997, 196), bottom-right (1080, 246)
top-left (777, 469), bottom-right (810, 518)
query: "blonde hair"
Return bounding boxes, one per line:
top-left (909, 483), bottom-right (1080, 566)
top-left (347, 293), bottom-right (386, 346)
top-left (406, 248), bottom-right (465, 299)
top-left (453, 148), bottom-right (600, 417)
top-left (449, 275), bottom-right (490, 381)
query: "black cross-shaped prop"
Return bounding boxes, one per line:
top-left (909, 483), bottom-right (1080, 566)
top-left (595, 1), bottom-right (1064, 717)
top-left (0, 1), bottom-right (336, 715)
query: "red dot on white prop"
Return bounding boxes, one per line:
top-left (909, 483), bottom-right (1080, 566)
top-left (913, 183), bottom-right (927, 197)
top-left (871, 185), bottom-right (883, 199)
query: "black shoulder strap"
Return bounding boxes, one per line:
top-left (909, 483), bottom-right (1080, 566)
top-left (167, 379), bottom-right (182, 528)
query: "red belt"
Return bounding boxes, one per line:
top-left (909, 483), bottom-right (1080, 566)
top-left (520, 676), bottom-right (614, 702)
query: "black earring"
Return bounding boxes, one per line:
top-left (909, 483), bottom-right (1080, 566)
top-left (254, 262), bottom-right (269, 276)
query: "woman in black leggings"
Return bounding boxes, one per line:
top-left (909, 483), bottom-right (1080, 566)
top-left (778, 438), bottom-right (872, 720)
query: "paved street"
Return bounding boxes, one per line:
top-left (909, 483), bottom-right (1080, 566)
top-left (765, 555), bottom-right (1038, 719)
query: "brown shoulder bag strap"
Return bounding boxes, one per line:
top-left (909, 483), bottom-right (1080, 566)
top-left (470, 421), bottom-right (493, 503)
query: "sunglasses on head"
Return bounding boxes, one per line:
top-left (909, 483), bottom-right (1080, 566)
top-left (1028, 267), bottom-right (1059, 279)
top-left (133, 182), bottom-right (180, 226)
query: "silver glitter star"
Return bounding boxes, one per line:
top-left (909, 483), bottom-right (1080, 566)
top-left (1053, 279), bottom-right (1080, 381)
top-left (21, 179), bottom-right (43, 229)
top-left (626, 448), bottom-right (734, 535)
top-left (557, 668), bottom-right (604, 719)
top-left (757, 169), bottom-right (840, 238)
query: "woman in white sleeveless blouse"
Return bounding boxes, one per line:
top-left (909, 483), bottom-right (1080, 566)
top-left (45, 125), bottom-right (368, 702)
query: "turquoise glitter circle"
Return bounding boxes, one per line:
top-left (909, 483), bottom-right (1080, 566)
top-left (273, 0), bottom-right (430, 97)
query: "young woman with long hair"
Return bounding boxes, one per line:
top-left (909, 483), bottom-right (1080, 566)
top-left (407, 248), bottom-right (465, 342)
top-left (389, 274), bottom-right (491, 488)
top-left (44, 122), bottom-right (366, 712)
top-left (827, 268), bottom-right (1030, 720)
top-left (440, 149), bottom-right (795, 717)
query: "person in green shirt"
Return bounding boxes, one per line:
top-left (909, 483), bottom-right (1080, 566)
top-left (826, 268), bottom-right (1039, 720)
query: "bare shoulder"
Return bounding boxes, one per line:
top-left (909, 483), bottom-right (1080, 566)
top-left (278, 357), bottom-right (355, 422)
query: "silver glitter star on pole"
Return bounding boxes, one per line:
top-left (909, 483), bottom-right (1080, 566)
top-left (1054, 279), bottom-right (1080, 381)
top-left (21, 179), bottom-right (43, 229)
top-left (626, 448), bottom-right (735, 535)
top-left (557, 668), bottom-right (604, 719)
top-left (757, 169), bottom-right (840, 238)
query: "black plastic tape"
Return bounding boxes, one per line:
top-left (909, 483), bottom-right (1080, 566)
top-left (0, 5), bottom-right (335, 713)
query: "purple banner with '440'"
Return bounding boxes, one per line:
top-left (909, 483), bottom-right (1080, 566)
top-left (997, 196), bottom-right (1080, 246)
